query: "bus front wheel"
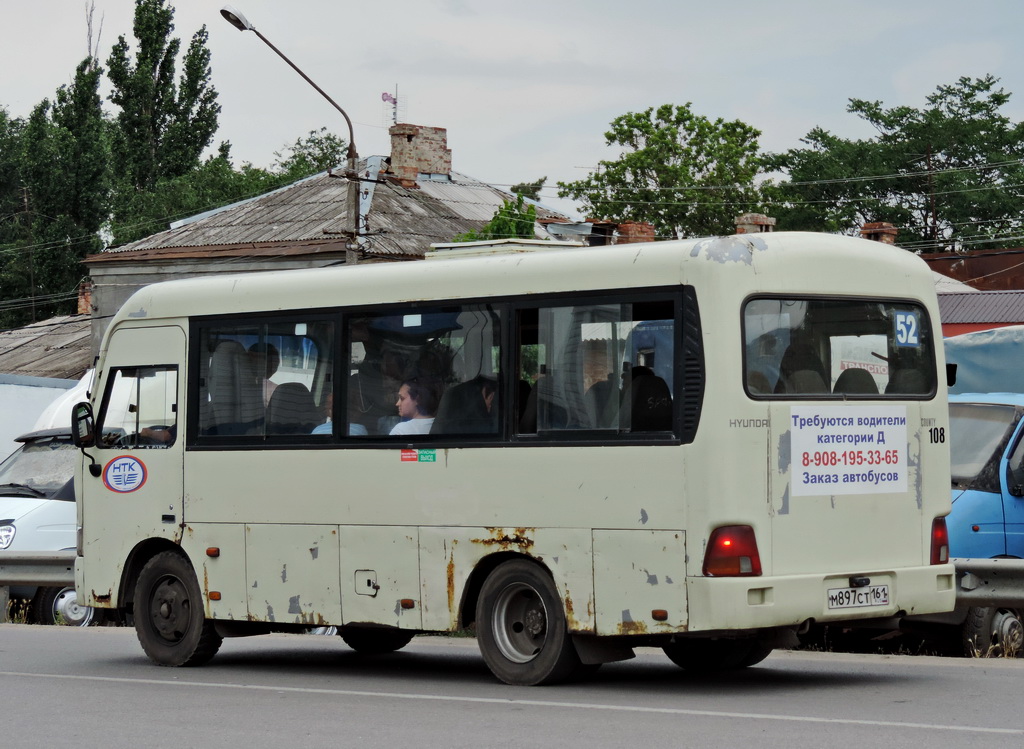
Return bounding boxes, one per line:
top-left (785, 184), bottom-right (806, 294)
top-left (133, 551), bottom-right (223, 667)
top-left (475, 560), bottom-right (581, 685)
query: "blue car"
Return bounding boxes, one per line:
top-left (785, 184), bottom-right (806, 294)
top-left (943, 393), bottom-right (1024, 654)
top-left (949, 394), bottom-right (1024, 558)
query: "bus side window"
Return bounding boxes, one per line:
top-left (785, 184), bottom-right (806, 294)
top-left (98, 367), bottom-right (178, 449)
top-left (347, 304), bottom-right (501, 438)
top-left (516, 298), bottom-right (676, 436)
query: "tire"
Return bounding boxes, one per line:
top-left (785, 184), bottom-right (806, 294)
top-left (340, 626), bottom-right (414, 653)
top-left (32, 586), bottom-right (97, 627)
top-left (663, 638), bottom-right (771, 672)
top-left (133, 551), bottom-right (222, 667)
top-left (962, 606), bottom-right (1023, 657)
top-left (475, 560), bottom-right (581, 686)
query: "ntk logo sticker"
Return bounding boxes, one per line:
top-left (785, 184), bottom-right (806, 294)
top-left (102, 455), bottom-right (148, 493)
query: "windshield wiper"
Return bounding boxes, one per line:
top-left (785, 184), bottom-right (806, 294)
top-left (0, 482), bottom-right (46, 497)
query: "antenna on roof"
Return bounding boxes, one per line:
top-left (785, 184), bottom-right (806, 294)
top-left (381, 86), bottom-right (404, 125)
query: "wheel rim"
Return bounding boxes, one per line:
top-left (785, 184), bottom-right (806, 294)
top-left (52, 588), bottom-right (94, 627)
top-left (147, 574), bottom-right (193, 644)
top-left (491, 581), bottom-right (548, 664)
top-left (993, 610), bottom-right (1023, 655)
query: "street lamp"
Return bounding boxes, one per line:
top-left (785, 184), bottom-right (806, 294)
top-left (220, 5), bottom-right (360, 264)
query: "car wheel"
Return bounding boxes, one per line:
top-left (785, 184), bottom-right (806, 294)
top-left (962, 606), bottom-right (1023, 657)
top-left (133, 550), bottom-right (222, 666)
top-left (32, 586), bottom-right (97, 627)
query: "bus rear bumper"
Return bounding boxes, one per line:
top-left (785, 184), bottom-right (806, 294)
top-left (684, 563), bottom-right (957, 633)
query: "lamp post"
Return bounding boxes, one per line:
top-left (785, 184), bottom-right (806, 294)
top-left (220, 5), bottom-right (360, 265)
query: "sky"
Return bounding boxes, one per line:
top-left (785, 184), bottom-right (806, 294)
top-left (2, 0), bottom-right (1023, 219)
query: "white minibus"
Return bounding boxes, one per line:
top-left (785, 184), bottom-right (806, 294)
top-left (72, 232), bottom-right (955, 684)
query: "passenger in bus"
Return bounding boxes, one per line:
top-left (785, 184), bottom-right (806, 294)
top-left (248, 342), bottom-right (280, 405)
top-left (431, 376), bottom-right (497, 434)
top-left (311, 392), bottom-right (368, 436)
top-left (389, 378), bottom-right (439, 435)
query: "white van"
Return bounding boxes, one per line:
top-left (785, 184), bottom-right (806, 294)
top-left (1, 374), bottom-right (97, 625)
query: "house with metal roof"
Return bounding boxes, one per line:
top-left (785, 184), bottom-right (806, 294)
top-left (81, 123), bottom-right (572, 351)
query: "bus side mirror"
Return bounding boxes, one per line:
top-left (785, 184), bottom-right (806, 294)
top-left (72, 402), bottom-right (96, 448)
top-left (946, 363), bottom-right (957, 388)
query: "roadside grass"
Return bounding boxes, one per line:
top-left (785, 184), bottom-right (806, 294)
top-left (965, 636), bottom-right (1022, 659)
top-left (3, 597), bottom-right (30, 624)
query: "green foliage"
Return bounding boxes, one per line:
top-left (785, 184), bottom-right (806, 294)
top-left (452, 194), bottom-right (537, 242)
top-left (511, 176), bottom-right (546, 201)
top-left (109, 145), bottom-right (290, 246)
top-left (0, 59), bottom-right (107, 328)
top-left (105, 0), bottom-right (223, 245)
top-left (558, 103), bottom-right (764, 238)
top-left (766, 75), bottom-right (1024, 252)
top-left (108, 129), bottom-right (348, 246)
top-left (107, 0), bottom-right (220, 191)
top-left (273, 127), bottom-right (349, 181)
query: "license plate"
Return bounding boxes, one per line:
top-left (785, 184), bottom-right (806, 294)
top-left (826, 584), bottom-right (889, 610)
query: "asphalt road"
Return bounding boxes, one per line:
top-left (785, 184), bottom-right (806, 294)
top-left (1, 624), bottom-right (1022, 749)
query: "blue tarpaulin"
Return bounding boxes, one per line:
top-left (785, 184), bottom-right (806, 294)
top-left (945, 325), bottom-right (1024, 394)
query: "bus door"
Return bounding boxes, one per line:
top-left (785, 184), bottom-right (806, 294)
top-left (86, 326), bottom-right (186, 559)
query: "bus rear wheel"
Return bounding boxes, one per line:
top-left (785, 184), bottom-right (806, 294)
top-left (663, 638), bottom-right (772, 671)
top-left (476, 560), bottom-right (581, 686)
top-left (134, 551), bottom-right (222, 667)
top-left (340, 626), bottom-right (415, 653)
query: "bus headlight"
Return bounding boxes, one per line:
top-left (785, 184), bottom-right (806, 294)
top-left (0, 524), bottom-right (15, 549)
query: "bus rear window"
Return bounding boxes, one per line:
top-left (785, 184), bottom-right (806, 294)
top-left (744, 298), bottom-right (936, 398)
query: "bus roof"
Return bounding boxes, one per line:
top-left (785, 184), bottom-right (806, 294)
top-left (106, 232), bottom-right (935, 326)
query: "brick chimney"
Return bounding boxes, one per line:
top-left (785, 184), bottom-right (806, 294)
top-left (77, 280), bottom-right (94, 315)
top-left (615, 222), bottom-right (657, 244)
top-left (388, 124), bottom-right (452, 188)
top-left (735, 213), bottom-right (776, 234)
top-left (860, 222), bottom-right (898, 244)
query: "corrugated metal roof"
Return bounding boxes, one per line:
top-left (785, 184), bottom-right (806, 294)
top-left (96, 161), bottom-right (568, 262)
top-left (938, 290), bottom-right (1024, 324)
top-left (0, 315), bottom-right (92, 380)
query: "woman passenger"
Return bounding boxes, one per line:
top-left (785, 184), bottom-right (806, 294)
top-left (389, 378), bottom-right (439, 436)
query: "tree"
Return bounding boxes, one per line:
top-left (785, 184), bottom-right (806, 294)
top-left (106, 0), bottom-right (221, 245)
top-left (107, 0), bottom-right (219, 191)
top-left (511, 176), bottom-right (546, 201)
top-left (453, 194), bottom-right (537, 242)
top-left (0, 109), bottom-right (24, 247)
top-left (0, 57), bottom-right (108, 327)
top-left (766, 75), bottom-right (1024, 252)
top-left (273, 127), bottom-right (349, 181)
top-left (558, 104), bottom-right (764, 238)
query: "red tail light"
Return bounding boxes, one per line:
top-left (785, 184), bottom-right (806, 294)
top-left (931, 517), bottom-right (949, 565)
top-left (703, 525), bottom-right (762, 576)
